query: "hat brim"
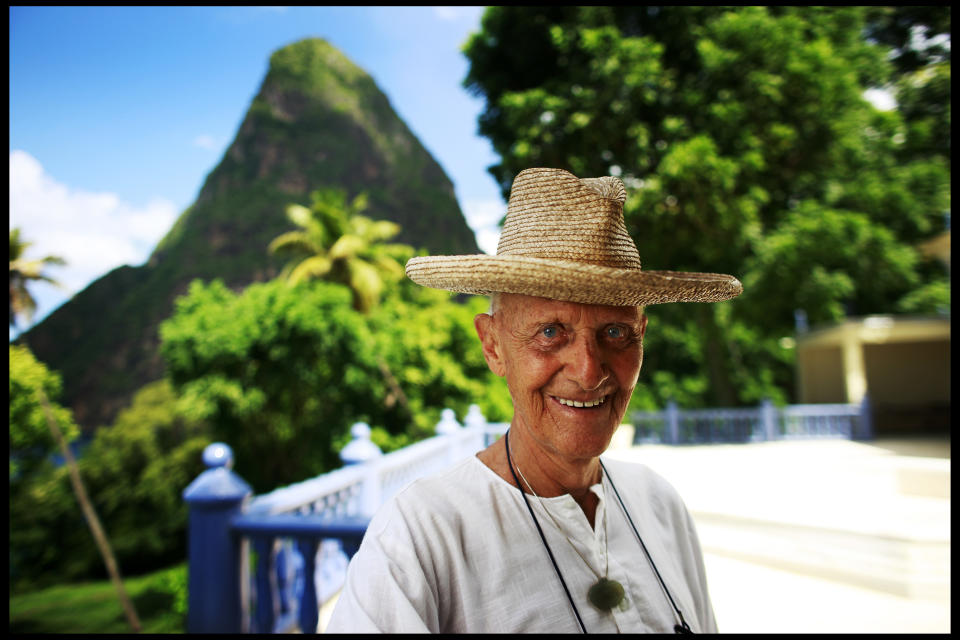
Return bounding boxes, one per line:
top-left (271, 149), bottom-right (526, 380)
top-left (406, 255), bottom-right (743, 306)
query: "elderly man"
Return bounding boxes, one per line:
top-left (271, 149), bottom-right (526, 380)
top-left (326, 168), bottom-right (742, 633)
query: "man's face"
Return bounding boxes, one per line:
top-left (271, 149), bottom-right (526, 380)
top-left (475, 293), bottom-right (647, 462)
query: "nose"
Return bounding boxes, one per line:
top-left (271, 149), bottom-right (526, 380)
top-left (565, 334), bottom-right (609, 391)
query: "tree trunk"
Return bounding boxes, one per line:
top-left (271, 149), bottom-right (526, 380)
top-left (377, 355), bottom-right (411, 413)
top-left (37, 389), bottom-right (142, 633)
top-left (695, 304), bottom-right (738, 407)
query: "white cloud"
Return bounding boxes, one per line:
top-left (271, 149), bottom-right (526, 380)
top-left (433, 7), bottom-right (461, 21)
top-left (462, 198), bottom-right (504, 229)
top-left (461, 199), bottom-right (504, 255)
top-left (193, 134), bottom-right (219, 150)
top-left (433, 6), bottom-right (484, 22)
top-left (475, 228), bottom-right (502, 256)
top-left (9, 150), bottom-right (178, 325)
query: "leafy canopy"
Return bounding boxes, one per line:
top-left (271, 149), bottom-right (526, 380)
top-left (158, 277), bottom-right (511, 493)
top-left (10, 379), bottom-right (209, 590)
top-left (9, 344), bottom-right (79, 484)
top-left (463, 6), bottom-right (950, 407)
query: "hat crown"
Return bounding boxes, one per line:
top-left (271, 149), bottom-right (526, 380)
top-left (496, 168), bottom-right (642, 269)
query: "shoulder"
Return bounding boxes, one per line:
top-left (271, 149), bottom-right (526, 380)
top-left (600, 456), bottom-right (684, 501)
top-left (600, 456), bottom-right (691, 527)
top-left (367, 455), bottom-right (500, 540)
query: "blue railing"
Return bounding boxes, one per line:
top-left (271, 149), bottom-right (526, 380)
top-left (182, 408), bottom-right (506, 634)
top-left (182, 398), bottom-right (870, 633)
top-left (231, 513), bottom-right (369, 634)
top-left (631, 396), bottom-right (873, 444)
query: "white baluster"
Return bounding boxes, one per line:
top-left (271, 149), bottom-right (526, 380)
top-left (435, 408), bottom-right (463, 463)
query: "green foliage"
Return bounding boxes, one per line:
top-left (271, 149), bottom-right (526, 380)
top-left (10, 227), bottom-right (66, 329)
top-left (10, 562), bottom-right (187, 633)
top-left (371, 290), bottom-right (513, 437)
top-left (70, 381), bottom-right (209, 575)
top-left (160, 276), bottom-right (513, 491)
top-left (270, 187), bottom-right (408, 313)
top-left (10, 379), bottom-right (208, 590)
top-left (9, 345), bottom-right (79, 483)
top-left (160, 278), bottom-right (388, 492)
top-left (464, 6), bottom-right (950, 407)
top-left (741, 203), bottom-right (921, 327)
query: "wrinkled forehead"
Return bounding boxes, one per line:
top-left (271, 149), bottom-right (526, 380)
top-left (493, 293), bottom-right (643, 327)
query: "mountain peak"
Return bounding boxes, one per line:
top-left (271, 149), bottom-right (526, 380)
top-left (22, 38), bottom-right (479, 431)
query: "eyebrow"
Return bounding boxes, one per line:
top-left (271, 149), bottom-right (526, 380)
top-left (515, 313), bottom-right (642, 333)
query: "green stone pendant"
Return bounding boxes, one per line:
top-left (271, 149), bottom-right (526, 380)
top-left (588, 577), bottom-right (625, 611)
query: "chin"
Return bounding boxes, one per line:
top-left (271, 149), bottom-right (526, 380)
top-left (559, 425), bottom-right (619, 460)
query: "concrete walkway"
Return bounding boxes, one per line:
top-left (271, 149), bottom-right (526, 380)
top-left (605, 437), bottom-right (951, 633)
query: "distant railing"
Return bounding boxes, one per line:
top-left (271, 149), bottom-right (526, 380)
top-left (183, 398), bottom-right (870, 633)
top-left (631, 396), bottom-right (873, 445)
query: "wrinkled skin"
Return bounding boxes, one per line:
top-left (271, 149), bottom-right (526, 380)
top-left (475, 293), bottom-right (647, 526)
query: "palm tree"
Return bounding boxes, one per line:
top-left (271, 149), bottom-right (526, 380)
top-left (270, 188), bottom-right (411, 410)
top-left (10, 227), bottom-right (66, 329)
top-left (35, 388), bottom-right (142, 632)
top-left (269, 188), bottom-right (407, 314)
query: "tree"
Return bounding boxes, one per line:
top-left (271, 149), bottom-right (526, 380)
top-left (368, 287), bottom-right (514, 440)
top-left (11, 376), bottom-right (211, 591)
top-left (159, 278), bottom-right (388, 492)
top-left (65, 380), bottom-right (209, 577)
top-left (268, 188), bottom-right (408, 313)
top-left (10, 345), bottom-right (142, 631)
top-left (269, 187), bottom-right (415, 413)
top-left (463, 6), bottom-right (950, 407)
top-left (159, 277), bottom-right (514, 492)
top-left (10, 344), bottom-right (79, 488)
top-left (9, 227), bottom-right (66, 329)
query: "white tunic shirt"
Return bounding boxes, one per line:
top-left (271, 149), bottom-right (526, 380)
top-left (326, 454), bottom-right (717, 633)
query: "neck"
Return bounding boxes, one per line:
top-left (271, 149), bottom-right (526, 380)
top-left (503, 427), bottom-right (602, 527)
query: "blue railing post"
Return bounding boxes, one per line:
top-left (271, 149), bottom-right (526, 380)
top-left (296, 538), bottom-right (321, 633)
top-left (761, 398), bottom-right (778, 441)
top-left (183, 443), bottom-right (252, 634)
top-left (855, 394), bottom-right (874, 440)
top-left (665, 400), bottom-right (680, 444)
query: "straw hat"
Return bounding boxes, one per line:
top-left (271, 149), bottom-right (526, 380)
top-left (405, 168), bottom-right (742, 306)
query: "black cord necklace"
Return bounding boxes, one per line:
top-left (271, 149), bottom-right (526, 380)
top-left (504, 429), bottom-right (693, 634)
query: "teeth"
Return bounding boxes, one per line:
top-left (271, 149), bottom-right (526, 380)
top-left (556, 396), bottom-right (606, 408)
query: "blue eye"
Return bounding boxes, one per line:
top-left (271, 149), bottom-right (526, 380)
top-left (542, 326), bottom-right (558, 339)
top-left (606, 325), bottom-right (625, 339)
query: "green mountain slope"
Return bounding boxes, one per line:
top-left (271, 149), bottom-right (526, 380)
top-left (19, 38), bottom-right (480, 431)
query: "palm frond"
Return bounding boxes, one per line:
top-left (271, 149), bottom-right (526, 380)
top-left (285, 204), bottom-right (314, 230)
top-left (352, 216), bottom-right (400, 243)
top-left (287, 255), bottom-right (334, 285)
top-left (328, 234), bottom-right (366, 261)
top-left (347, 260), bottom-right (384, 314)
top-left (349, 192), bottom-right (369, 215)
top-left (268, 231), bottom-right (317, 255)
top-left (369, 254), bottom-right (406, 280)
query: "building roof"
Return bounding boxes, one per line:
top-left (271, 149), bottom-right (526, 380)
top-left (796, 315), bottom-right (951, 350)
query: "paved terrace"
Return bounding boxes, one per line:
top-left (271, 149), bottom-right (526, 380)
top-left (605, 436), bottom-right (950, 634)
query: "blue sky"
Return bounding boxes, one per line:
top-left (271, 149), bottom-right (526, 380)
top-left (10, 6), bottom-right (505, 338)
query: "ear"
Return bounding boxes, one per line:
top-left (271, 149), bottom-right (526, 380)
top-left (474, 313), bottom-right (506, 378)
top-left (639, 312), bottom-right (648, 341)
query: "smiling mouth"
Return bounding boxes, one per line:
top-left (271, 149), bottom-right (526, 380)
top-left (552, 395), bottom-right (608, 409)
